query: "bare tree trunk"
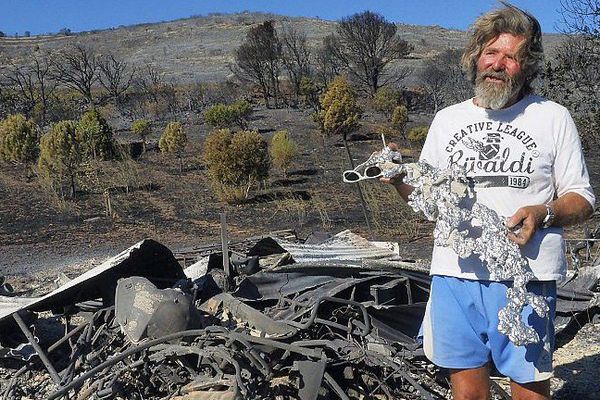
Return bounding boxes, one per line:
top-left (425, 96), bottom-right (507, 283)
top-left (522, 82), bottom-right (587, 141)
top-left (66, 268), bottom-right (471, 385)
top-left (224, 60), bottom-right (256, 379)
top-left (70, 174), bottom-right (76, 198)
top-left (104, 189), bottom-right (113, 217)
top-left (342, 136), bottom-right (371, 233)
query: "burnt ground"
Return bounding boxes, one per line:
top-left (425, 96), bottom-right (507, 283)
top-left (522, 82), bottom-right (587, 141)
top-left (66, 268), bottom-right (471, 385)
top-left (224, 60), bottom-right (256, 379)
top-left (0, 107), bottom-right (435, 277)
top-left (1, 106), bottom-right (599, 399)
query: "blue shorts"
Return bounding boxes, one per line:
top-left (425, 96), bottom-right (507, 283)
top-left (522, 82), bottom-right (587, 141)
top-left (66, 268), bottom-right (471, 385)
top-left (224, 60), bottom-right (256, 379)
top-left (419, 275), bottom-right (556, 383)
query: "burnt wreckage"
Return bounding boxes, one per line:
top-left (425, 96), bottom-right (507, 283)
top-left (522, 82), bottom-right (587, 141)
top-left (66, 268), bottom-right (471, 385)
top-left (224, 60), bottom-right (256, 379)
top-left (1, 230), bottom-right (599, 399)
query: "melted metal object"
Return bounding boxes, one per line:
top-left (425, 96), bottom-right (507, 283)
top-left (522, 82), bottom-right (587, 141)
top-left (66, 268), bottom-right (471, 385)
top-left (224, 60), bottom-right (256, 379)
top-left (342, 147), bottom-right (404, 182)
top-left (346, 150), bottom-right (549, 345)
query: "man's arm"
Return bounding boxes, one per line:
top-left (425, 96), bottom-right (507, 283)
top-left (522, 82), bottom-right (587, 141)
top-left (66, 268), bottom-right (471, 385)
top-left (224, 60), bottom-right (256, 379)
top-left (381, 172), bottom-right (414, 202)
top-left (506, 192), bottom-right (594, 246)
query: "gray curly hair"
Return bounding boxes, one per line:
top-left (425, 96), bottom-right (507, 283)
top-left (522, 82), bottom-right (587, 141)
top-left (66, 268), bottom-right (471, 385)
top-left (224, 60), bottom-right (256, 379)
top-left (461, 2), bottom-right (543, 93)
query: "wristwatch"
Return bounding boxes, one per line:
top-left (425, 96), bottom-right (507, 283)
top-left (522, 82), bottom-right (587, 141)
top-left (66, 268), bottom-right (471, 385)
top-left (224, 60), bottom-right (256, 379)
top-left (541, 204), bottom-right (555, 228)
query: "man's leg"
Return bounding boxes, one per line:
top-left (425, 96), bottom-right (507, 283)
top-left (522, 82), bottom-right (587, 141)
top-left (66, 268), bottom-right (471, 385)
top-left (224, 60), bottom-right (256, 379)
top-left (450, 364), bottom-right (490, 400)
top-left (510, 379), bottom-right (550, 400)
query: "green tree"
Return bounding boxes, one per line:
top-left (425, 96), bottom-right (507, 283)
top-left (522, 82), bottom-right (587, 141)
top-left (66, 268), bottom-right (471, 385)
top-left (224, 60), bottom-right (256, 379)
top-left (299, 76), bottom-right (319, 111)
top-left (203, 129), bottom-right (270, 203)
top-left (318, 75), bottom-right (360, 163)
top-left (131, 119), bottom-right (151, 153)
top-left (204, 103), bottom-right (235, 129)
top-left (270, 130), bottom-right (298, 178)
top-left (0, 114), bottom-right (39, 174)
top-left (318, 75), bottom-right (370, 230)
top-left (38, 120), bottom-right (81, 197)
top-left (159, 121), bottom-right (187, 173)
top-left (76, 109), bottom-right (115, 161)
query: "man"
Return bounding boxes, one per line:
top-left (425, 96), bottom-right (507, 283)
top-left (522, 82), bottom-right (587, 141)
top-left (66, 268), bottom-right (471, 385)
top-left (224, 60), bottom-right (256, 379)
top-left (384, 3), bottom-right (595, 400)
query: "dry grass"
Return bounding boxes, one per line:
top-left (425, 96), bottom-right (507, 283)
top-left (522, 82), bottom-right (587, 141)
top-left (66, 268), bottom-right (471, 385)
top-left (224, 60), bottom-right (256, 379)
top-left (361, 182), bottom-right (425, 239)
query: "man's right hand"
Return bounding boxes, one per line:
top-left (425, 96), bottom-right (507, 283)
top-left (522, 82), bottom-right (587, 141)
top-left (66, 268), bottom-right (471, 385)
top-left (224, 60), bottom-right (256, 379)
top-left (379, 142), bottom-right (414, 201)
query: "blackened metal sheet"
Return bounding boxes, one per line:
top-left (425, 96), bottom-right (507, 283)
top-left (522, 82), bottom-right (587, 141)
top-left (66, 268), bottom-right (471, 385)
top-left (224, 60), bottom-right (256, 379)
top-left (368, 304), bottom-right (427, 347)
top-left (296, 360), bottom-right (326, 400)
top-left (234, 272), bottom-right (341, 300)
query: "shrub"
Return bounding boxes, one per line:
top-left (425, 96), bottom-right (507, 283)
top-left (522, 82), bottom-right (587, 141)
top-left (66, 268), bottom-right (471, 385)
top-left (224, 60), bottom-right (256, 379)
top-left (270, 130), bottom-right (298, 177)
top-left (131, 119), bottom-right (151, 152)
top-left (38, 120), bottom-right (81, 197)
top-left (374, 124), bottom-right (401, 141)
top-left (230, 100), bottom-right (253, 129)
top-left (0, 114), bottom-right (39, 168)
top-left (203, 101), bottom-right (253, 130)
top-left (202, 128), bottom-right (270, 203)
top-left (204, 103), bottom-right (234, 128)
top-left (407, 125), bottom-right (428, 144)
top-left (159, 121), bottom-right (187, 173)
top-left (372, 87), bottom-right (401, 118)
top-left (76, 109), bottom-right (115, 161)
top-left (391, 105), bottom-right (409, 136)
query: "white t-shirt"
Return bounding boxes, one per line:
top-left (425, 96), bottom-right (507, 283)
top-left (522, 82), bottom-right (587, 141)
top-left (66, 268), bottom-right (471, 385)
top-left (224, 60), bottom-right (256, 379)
top-left (420, 95), bottom-right (595, 281)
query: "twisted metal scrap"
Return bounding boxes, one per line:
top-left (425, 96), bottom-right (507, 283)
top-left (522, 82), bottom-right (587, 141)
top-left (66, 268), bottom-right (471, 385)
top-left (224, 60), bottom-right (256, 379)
top-left (355, 146), bottom-right (404, 178)
top-left (350, 150), bottom-right (549, 345)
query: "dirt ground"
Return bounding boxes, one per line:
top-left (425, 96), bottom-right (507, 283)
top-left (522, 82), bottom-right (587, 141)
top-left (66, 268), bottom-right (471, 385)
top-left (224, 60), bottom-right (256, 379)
top-left (0, 106), bottom-right (430, 276)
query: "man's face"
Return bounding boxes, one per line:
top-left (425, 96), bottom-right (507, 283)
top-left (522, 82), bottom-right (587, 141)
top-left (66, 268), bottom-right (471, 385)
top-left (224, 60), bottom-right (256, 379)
top-left (474, 33), bottom-right (526, 109)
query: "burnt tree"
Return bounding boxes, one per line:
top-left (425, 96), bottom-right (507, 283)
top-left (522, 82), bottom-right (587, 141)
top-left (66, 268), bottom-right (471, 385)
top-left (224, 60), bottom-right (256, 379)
top-left (51, 45), bottom-right (99, 107)
top-left (281, 26), bottom-right (311, 104)
top-left (333, 11), bottom-right (413, 96)
top-left (234, 21), bottom-right (283, 108)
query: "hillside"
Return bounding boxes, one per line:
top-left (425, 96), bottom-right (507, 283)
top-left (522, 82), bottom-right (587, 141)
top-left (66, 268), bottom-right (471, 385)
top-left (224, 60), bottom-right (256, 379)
top-left (0, 12), bottom-right (564, 84)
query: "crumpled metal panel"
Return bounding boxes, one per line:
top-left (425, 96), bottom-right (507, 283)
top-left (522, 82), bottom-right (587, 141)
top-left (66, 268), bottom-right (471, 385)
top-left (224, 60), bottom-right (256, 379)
top-left (274, 230), bottom-right (396, 263)
top-left (0, 239), bottom-right (186, 324)
top-left (555, 265), bottom-right (600, 332)
top-left (115, 276), bottom-right (193, 344)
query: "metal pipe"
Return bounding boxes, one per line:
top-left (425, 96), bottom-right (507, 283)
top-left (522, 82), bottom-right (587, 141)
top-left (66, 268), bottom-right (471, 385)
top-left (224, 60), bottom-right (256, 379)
top-left (12, 312), bottom-right (62, 385)
top-left (220, 212), bottom-right (231, 291)
top-left (285, 297), bottom-right (371, 336)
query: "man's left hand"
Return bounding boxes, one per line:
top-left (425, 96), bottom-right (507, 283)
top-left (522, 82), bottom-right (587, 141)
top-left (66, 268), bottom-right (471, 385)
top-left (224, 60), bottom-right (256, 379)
top-left (506, 205), bottom-right (546, 245)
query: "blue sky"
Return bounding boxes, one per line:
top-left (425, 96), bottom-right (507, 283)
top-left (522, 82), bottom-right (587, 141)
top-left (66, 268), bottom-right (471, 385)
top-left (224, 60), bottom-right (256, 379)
top-left (0, 0), bottom-right (565, 36)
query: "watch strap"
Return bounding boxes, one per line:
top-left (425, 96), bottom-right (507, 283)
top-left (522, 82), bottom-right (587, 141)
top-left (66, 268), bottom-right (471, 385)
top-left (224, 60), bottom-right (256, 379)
top-left (542, 204), bottom-right (555, 228)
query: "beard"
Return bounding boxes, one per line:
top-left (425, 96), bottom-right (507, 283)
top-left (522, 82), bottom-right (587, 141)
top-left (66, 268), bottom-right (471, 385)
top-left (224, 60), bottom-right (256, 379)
top-left (474, 70), bottom-right (524, 110)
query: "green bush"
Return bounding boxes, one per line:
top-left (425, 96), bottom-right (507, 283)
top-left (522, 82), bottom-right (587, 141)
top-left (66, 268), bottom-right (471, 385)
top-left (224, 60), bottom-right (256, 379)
top-left (372, 87), bottom-right (402, 117)
top-left (270, 130), bottom-right (298, 177)
top-left (0, 114), bottom-right (39, 167)
top-left (202, 128), bottom-right (270, 203)
top-left (391, 105), bottom-right (409, 133)
top-left (76, 109), bottom-right (115, 161)
top-left (203, 100), bottom-right (253, 130)
top-left (204, 104), bottom-right (234, 128)
top-left (230, 100), bottom-right (253, 129)
top-left (407, 125), bottom-right (428, 144)
top-left (38, 120), bottom-right (81, 197)
top-left (131, 119), bottom-right (152, 152)
top-left (159, 121), bottom-right (187, 173)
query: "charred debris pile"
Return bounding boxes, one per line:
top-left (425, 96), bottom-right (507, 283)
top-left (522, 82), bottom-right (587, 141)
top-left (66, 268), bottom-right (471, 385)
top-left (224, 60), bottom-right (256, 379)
top-left (0, 230), bottom-right (598, 399)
